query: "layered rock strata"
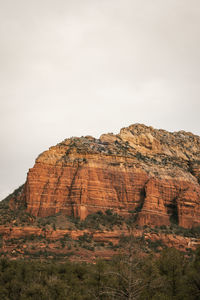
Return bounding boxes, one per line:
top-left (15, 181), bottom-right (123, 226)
top-left (9, 124), bottom-right (200, 228)
top-left (0, 226), bottom-right (199, 254)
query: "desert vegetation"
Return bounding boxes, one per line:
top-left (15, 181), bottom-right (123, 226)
top-left (0, 244), bottom-right (200, 299)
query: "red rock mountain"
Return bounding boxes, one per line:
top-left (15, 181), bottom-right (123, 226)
top-left (10, 124), bottom-right (200, 228)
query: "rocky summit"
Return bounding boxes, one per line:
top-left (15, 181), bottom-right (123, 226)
top-left (10, 123), bottom-right (200, 228)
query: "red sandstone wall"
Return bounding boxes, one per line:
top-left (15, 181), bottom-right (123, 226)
top-left (9, 124), bottom-right (200, 228)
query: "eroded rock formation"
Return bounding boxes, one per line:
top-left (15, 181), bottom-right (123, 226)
top-left (9, 124), bottom-right (200, 228)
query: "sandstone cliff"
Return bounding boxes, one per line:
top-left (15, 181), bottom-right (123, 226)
top-left (9, 124), bottom-right (200, 228)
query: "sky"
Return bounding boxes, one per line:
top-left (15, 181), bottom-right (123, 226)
top-left (0, 0), bottom-right (200, 200)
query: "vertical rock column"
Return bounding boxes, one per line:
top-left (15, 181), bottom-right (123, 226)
top-left (138, 178), bottom-right (170, 226)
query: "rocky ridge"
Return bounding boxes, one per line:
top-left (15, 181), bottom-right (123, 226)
top-left (9, 123), bottom-right (200, 228)
top-left (0, 225), bottom-right (199, 262)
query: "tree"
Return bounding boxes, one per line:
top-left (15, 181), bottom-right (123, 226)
top-left (186, 247), bottom-right (200, 299)
top-left (101, 235), bottom-right (146, 299)
top-left (155, 248), bottom-right (187, 299)
top-left (86, 259), bottom-right (107, 300)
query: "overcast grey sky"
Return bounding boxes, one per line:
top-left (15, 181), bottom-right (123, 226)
top-left (0, 0), bottom-right (200, 199)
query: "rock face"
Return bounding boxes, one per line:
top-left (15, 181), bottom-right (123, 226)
top-left (0, 226), bottom-right (199, 260)
top-left (10, 124), bottom-right (200, 228)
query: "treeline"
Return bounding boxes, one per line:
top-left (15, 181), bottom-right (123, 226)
top-left (0, 246), bottom-right (200, 299)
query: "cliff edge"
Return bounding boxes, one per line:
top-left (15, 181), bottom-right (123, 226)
top-left (9, 124), bottom-right (200, 228)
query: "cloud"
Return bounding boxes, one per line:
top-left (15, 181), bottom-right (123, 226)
top-left (0, 0), bottom-right (200, 199)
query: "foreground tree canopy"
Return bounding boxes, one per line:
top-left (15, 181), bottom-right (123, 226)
top-left (0, 246), bottom-right (200, 300)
